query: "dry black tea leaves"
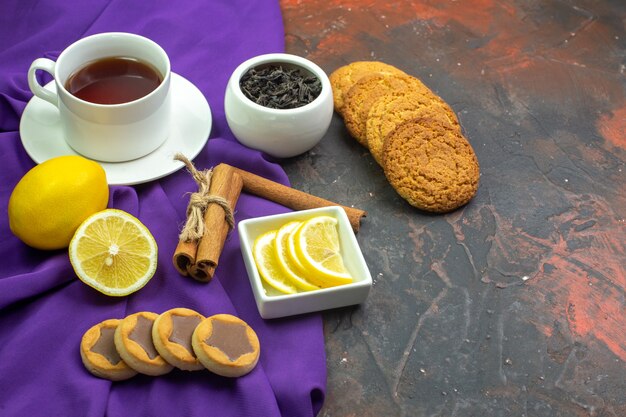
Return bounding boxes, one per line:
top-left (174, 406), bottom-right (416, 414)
top-left (240, 65), bottom-right (322, 109)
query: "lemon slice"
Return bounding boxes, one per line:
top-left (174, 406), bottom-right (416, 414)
top-left (294, 216), bottom-right (353, 287)
top-left (287, 222), bottom-right (308, 272)
top-left (253, 230), bottom-right (298, 294)
top-left (274, 221), bottom-right (320, 292)
top-left (69, 209), bottom-right (158, 296)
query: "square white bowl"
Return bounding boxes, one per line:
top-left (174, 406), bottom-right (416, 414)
top-left (237, 206), bottom-right (372, 319)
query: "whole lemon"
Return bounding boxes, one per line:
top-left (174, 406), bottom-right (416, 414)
top-left (8, 155), bottom-right (109, 250)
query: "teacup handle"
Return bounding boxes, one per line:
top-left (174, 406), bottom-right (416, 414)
top-left (27, 58), bottom-right (58, 107)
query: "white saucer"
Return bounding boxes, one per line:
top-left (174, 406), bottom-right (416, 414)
top-left (19, 73), bottom-right (212, 185)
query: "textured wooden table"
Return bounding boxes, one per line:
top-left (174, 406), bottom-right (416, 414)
top-left (279, 1), bottom-right (625, 416)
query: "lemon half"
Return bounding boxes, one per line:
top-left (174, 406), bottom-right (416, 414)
top-left (69, 209), bottom-right (158, 296)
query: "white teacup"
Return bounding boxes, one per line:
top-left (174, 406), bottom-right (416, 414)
top-left (27, 32), bottom-right (171, 162)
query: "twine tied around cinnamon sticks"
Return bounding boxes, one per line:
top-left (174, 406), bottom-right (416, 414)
top-left (172, 155), bottom-right (367, 283)
top-left (173, 155), bottom-right (243, 282)
top-left (174, 153), bottom-right (235, 242)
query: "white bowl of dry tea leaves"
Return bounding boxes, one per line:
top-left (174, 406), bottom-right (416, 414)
top-left (225, 53), bottom-right (333, 158)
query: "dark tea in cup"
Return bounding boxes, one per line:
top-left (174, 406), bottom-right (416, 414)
top-left (27, 32), bottom-right (171, 162)
top-left (65, 56), bottom-right (162, 105)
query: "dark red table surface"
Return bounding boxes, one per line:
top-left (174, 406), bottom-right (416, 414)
top-left (279, 0), bottom-right (625, 416)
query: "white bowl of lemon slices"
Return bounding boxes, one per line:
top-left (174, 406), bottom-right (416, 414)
top-left (238, 206), bottom-right (372, 319)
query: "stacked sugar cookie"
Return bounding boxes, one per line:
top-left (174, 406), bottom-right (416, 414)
top-left (330, 61), bottom-right (480, 213)
top-left (80, 308), bottom-right (260, 381)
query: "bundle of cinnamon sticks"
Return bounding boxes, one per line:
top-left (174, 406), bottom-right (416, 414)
top-left (173, 163), bottom-right (366, 282)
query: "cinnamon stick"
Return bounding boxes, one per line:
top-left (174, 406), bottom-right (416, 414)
top-left (188, 164), bottom-right (243, 282)
top-left (173, 240), bottom-right (198, 277)
top-left (172, 163), bottom-right (243, 281)
top-left (231, 166), bottom-right (367, 232)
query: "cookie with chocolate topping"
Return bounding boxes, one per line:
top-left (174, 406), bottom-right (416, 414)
top-left (114, 312), bottom-right (174, 376)
top-left (80, 319), bottom-right (137, 381)
top-left (152, 308), bottom-right (206, 371)
top-left (192, 314), bottom-right (260, 377)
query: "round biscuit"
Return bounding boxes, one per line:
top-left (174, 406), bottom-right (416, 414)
top-left (343, 73), bottom-right (427, 146)
top-left (192, 314), bottom-right (260, 378)
top-left (152, 308), bottom-right (206, 371)
top-left (114, 311), bottom-right (174, 376)
top-left (382, 118), bottom-right (479, 212)
top-left (366, 91), bottom-right (460, 165)
top-left (329, 61), bottom-right (405, 114)
top-left (80, 319), bottom-right (137, 381)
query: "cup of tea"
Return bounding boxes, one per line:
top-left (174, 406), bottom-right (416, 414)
top-left (27, 32), bottom-right (171, 162)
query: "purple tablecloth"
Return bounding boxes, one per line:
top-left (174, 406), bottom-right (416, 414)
top-left (0, 1), bottom-right (326, 416)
